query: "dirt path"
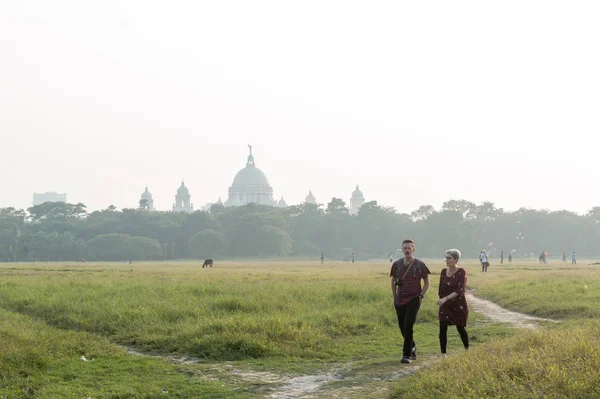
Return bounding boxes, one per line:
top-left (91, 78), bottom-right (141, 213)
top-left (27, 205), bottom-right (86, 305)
top-left (120, 293), bottom-right (559, 398)
top-left (466, 290), bottom-right (559, 329)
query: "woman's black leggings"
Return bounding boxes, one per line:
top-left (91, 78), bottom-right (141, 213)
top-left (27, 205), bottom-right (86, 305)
top-left (439, 321), bottom-right (469, 354)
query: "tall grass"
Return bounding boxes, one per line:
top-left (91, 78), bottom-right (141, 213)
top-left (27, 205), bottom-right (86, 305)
top-left (0, 262), bottom-right (430, 361)
top-left (465, 263), bottom-right (600, 319)
top-left (390, 321), bottom-right (600, 399)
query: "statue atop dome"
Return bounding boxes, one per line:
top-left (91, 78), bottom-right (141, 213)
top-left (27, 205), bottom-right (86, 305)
top-left (247, 144), bottom-right (255, 167)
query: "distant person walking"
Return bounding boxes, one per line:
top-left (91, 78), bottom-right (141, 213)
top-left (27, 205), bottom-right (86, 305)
top-left (500, 250), bottom-right (504, 264)
top-left (508, 253), bottom-right (513, 263)
top-left (563, 252), bottom-right (567, 263)
top-left (572, 251), bottom-right (577, 265)
top-left (479, 250), bottom-right (489, 272)
top-left (438, 249), bottom-right (469, 357)
top-left (390, 239), bottom-right (431, 364)
top-left (389, 253), bottom-right (394, 263)
top-left (320, 252), bottom-right (325, 264)
top-left (539, 251), bottom-right (547, 264)
top-left (351, 252), bottom-right (355, 263)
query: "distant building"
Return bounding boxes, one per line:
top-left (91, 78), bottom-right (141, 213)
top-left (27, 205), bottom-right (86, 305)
top-left (277, 197), bottom-right (288, 208)
top-left (172, 181), bottom-right (194, 213)
top-left (224, 145), bottom-right (277, 207)
top-left (33, 192), bottom-right (67, 206)
top-left (304, 190), bottom-right (317, 205)
top-left (349, 185), bottom-right (365, 215)
top-left (139, 186), bottom-right (154, 211)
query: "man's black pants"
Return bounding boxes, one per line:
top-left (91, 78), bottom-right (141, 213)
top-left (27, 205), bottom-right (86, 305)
top-left (394, 296), bottom-right (421, 357)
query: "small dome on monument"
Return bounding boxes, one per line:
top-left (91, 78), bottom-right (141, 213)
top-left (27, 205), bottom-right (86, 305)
top-left (177, 181), bottom-right (189, 195)
top-left (305, 190), bottom-right (316, 204)
top-left (352, 185), bottom-right (364, 198)
top-left (216, 197), bottom-right (223, 205)
top-left (278, 196), bottom-right (288, 207)
top-left (141, 186), bottom-right (153, 199)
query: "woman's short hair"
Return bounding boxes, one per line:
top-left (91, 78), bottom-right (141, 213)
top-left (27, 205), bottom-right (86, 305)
top-left (445, 249), bottom-right (461, 261)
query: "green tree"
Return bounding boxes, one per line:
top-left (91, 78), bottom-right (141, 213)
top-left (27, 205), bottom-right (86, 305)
top-left (0, 207), bottom-right (26, 261)
top-left (255, 225), bottom-right (292, 256)
top-left (125, 236), bottom-right (163, 260)
top-left (586, 206), bottom-right (600, 224)
top-left (442, 199), bottom-right (477, 219)
top-left (326, 198), bottom-right (349, 215)
top-left (189, 229), bottom-right (226, 258)
top-left (177, 211), bottom-right (220, 258)
top-left (410, 205), bottom-right (436, 221)
top-left (22, 231), bottom-right (84, 261)
top-left (227, 211), bottom-right (290, 256)
top-left (284, 203), bottom-right (324, 255)
top-left (319, 198), bottom-right (353, 257)
top-left (86, 234), bottom-right (162, 261)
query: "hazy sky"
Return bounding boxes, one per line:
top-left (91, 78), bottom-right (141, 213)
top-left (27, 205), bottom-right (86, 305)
top-left (2, 1), bottom-right (599, 214)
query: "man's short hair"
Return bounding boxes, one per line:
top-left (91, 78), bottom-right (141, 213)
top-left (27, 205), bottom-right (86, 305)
top-left (402, 239), bottom-right (415, 245)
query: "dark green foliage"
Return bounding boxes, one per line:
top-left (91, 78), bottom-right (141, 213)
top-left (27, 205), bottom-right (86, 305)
top-left (2, 200), bottom-right (600, 261)
top-left (86, 234), bottom-right (162, 261)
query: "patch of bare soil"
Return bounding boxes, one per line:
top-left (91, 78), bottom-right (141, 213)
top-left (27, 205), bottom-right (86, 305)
top-left (118, 345), bottom-right (204, 365)
top-left (266, 372), bottom-right (344, 399)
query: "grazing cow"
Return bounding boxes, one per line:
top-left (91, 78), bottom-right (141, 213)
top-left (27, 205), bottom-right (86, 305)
top-left (202, 258), bottom-right (214, 268)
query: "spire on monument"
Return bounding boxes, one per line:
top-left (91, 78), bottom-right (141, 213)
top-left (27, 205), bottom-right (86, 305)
top-left (278, 196), bottom-right (288, 208)
top-left (305, 189), bottom-right (317, 204)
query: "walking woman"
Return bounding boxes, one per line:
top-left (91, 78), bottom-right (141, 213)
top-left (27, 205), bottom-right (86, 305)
top-left (438, 249), bottom-right (469, 356)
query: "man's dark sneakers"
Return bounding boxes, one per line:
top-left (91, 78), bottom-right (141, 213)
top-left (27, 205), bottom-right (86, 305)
top-left (401, 356), bottom-right (411, 364)
top-left (410, 346), bottom-right (417, 361)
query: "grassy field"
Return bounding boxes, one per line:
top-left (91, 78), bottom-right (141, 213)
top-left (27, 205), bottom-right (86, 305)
top-left (0, 259), bottom-right (599, 398)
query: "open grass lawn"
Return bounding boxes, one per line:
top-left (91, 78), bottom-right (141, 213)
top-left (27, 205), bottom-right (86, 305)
top-left (1, 259), bottom-right (599, 398)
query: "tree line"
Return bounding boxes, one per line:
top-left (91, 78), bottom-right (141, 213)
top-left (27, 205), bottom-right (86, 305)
top-left (1, 199), bottom-right (600, 262)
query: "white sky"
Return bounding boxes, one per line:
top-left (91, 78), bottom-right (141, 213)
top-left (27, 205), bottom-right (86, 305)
top-left (1, 1), bottom-right (599, 214)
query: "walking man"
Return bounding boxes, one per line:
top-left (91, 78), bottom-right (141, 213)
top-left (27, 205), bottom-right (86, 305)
top-left (390, 239), bottom-right (431, 364)
top-left (500, 250), bottom-right (504, 264)
top-left (572, 251), bottom-right (577, 265)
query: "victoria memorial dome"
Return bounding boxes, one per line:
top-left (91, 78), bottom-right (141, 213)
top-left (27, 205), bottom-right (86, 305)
top-left (224, 146), bottom-right (276, 207)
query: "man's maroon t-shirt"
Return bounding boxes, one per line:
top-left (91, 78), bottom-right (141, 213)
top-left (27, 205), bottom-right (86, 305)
top-left (390, 258), bottom-right (431, 306)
